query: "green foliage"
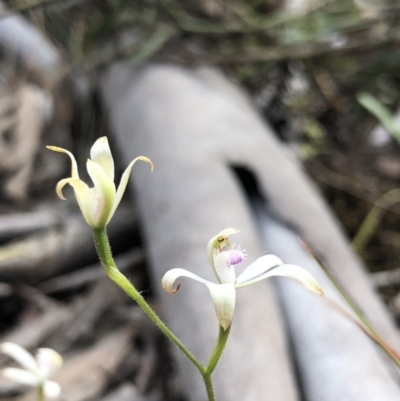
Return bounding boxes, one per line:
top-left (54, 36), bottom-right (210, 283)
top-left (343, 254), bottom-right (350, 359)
top-left (357, 92), bottom-right (400, 145)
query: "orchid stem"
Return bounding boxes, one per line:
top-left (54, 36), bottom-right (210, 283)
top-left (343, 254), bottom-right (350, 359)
top-left (203, 374), bottom-right (216, 401)
top-left (93, 227), bottom-right (204, 373)
top-left (206, 325), bottom-right (231, 375)
top-left (37, 384), bottom-right (44, 401)
top-left (201, 325), bottom-right (231, 401)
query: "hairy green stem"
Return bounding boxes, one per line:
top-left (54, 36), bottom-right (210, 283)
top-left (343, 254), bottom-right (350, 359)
top-left (93, 227), bottom-right (204, 373)
top-left (205, 325), bottom-right (231, 375)
top-left (201, 325), bottom-right (232, 401)
top-left (203, 374), bottom-right (216, 401)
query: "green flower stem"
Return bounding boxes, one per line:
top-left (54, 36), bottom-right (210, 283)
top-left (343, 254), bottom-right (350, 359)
top-left (203, 374), bottom-right (216, 401)
top-left (93, 227), bottom-right (204, 373)
top-left (205, 325), bottom-right (231, 375)
top-left (201, 325), bottom-right (232, 401)
top-left (37, 384), bottom-right (44, 401)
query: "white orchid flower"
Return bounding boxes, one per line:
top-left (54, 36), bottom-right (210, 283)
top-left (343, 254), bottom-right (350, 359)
top-left (162, 229), bottom-right (324, 330)
top-left (0, 342), bottom-right (62, 399)
top-left (47, 137), bottom-right (153, 229)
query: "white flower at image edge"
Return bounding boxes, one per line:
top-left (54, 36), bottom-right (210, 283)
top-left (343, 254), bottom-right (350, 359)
top-left (162, 228), bottom-right (324, 330)
top-left (0, 342), bottom-right (62, 399)
top-left (47, 137), bottom-right (153, 229)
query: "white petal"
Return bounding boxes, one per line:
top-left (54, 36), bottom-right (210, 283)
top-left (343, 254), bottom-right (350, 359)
top-left (36, 349), bottom-right (63, 379)
top-left (1, 368), bottom-right (39, 386)
top-left (90, 137), bottom-right (114, 181)
top-left (46, 146), bottom-right (79, 179)
top-left (86, 159), bottom-right (116, 227)
top-left (44, 380), bottom-right (61, 399)
top-left (236, 263), bottom-right (324, 296)
top-left (161, 268), bottom-right (212, 294)
top-left (0, 343), bottom-right (38, 373)
top-left (109, 156), bottom-right (153, 224)
top-left (206, 283), bottom-right (236, 330)
top-left (236, 254), bottom-right (283, 285)
top-left (56, 178), bottom-right (94, 227)
top-left (213, 251), bottom-right (236, 284)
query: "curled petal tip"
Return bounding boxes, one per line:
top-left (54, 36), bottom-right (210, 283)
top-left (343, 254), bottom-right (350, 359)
top-left (137, 156), bottom-right (154, 172)
top-left (55, 180), bottom-right (68, 200)
top-left (218, 228), bottom-right (240, 237)
top-left (162, 268), bottom-right (212, 294)
top-left (171, 283), bottom-right (181, 293)
top-left (46, 145), bottom-right (61, 152)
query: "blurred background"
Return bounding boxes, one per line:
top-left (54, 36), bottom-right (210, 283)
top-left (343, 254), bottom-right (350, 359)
top-left (1, 0), bottom-right (400, 400)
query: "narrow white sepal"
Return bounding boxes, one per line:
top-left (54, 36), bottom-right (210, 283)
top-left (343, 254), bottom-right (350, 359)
top-left (90, 137), bottom-right (115, 181)
top-left (45, 146), bottom-right (79, 179)
top-left (0, 343), bottom-right (38, 373)
top-left (161, 268), bottom-right (212, 294)
top-left (206, 283), bottom-right (236, 330)
top-left (1, 368), bottom-right (39, 386)
top-left (236, 254), bottom-right (283, 285)
top-left (109, 156), bottom-right (153, 224)
top-left (237, 263), bottom-right (324, 296)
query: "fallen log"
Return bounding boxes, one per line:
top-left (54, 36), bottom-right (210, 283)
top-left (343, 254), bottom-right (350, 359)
top-left (0, 206), bottom-right (136, 283)
top-left (257, 204), bottom-right (400, 400)
top-left (100, 62), bottom-right (400, 400)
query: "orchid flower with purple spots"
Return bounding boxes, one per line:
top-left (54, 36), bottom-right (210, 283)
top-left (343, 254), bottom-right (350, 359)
top-left (162, 228), bottom-right (324, 330)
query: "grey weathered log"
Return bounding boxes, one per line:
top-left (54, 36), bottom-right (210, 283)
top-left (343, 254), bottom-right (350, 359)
top-left (49, 277), bottom-right (126, 351)
top-left (0, 2), bottom-right (61, 87)
top-left (0, 210), bottom-right (60, 239)
top-left (257, 205), bottom-right (400, 400)
top-left (101, 64), bottom-right (299, 401)
top-left (101, 63), bottom-right (400, 400)
top-left (0, 295), bottom-right (71, 357)
top-left (0, 206), bottom-right (136, 283)
top-left (38, 249), bottom-right (144, 294)
top-left (100, 383), bottom-right (138, 401)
